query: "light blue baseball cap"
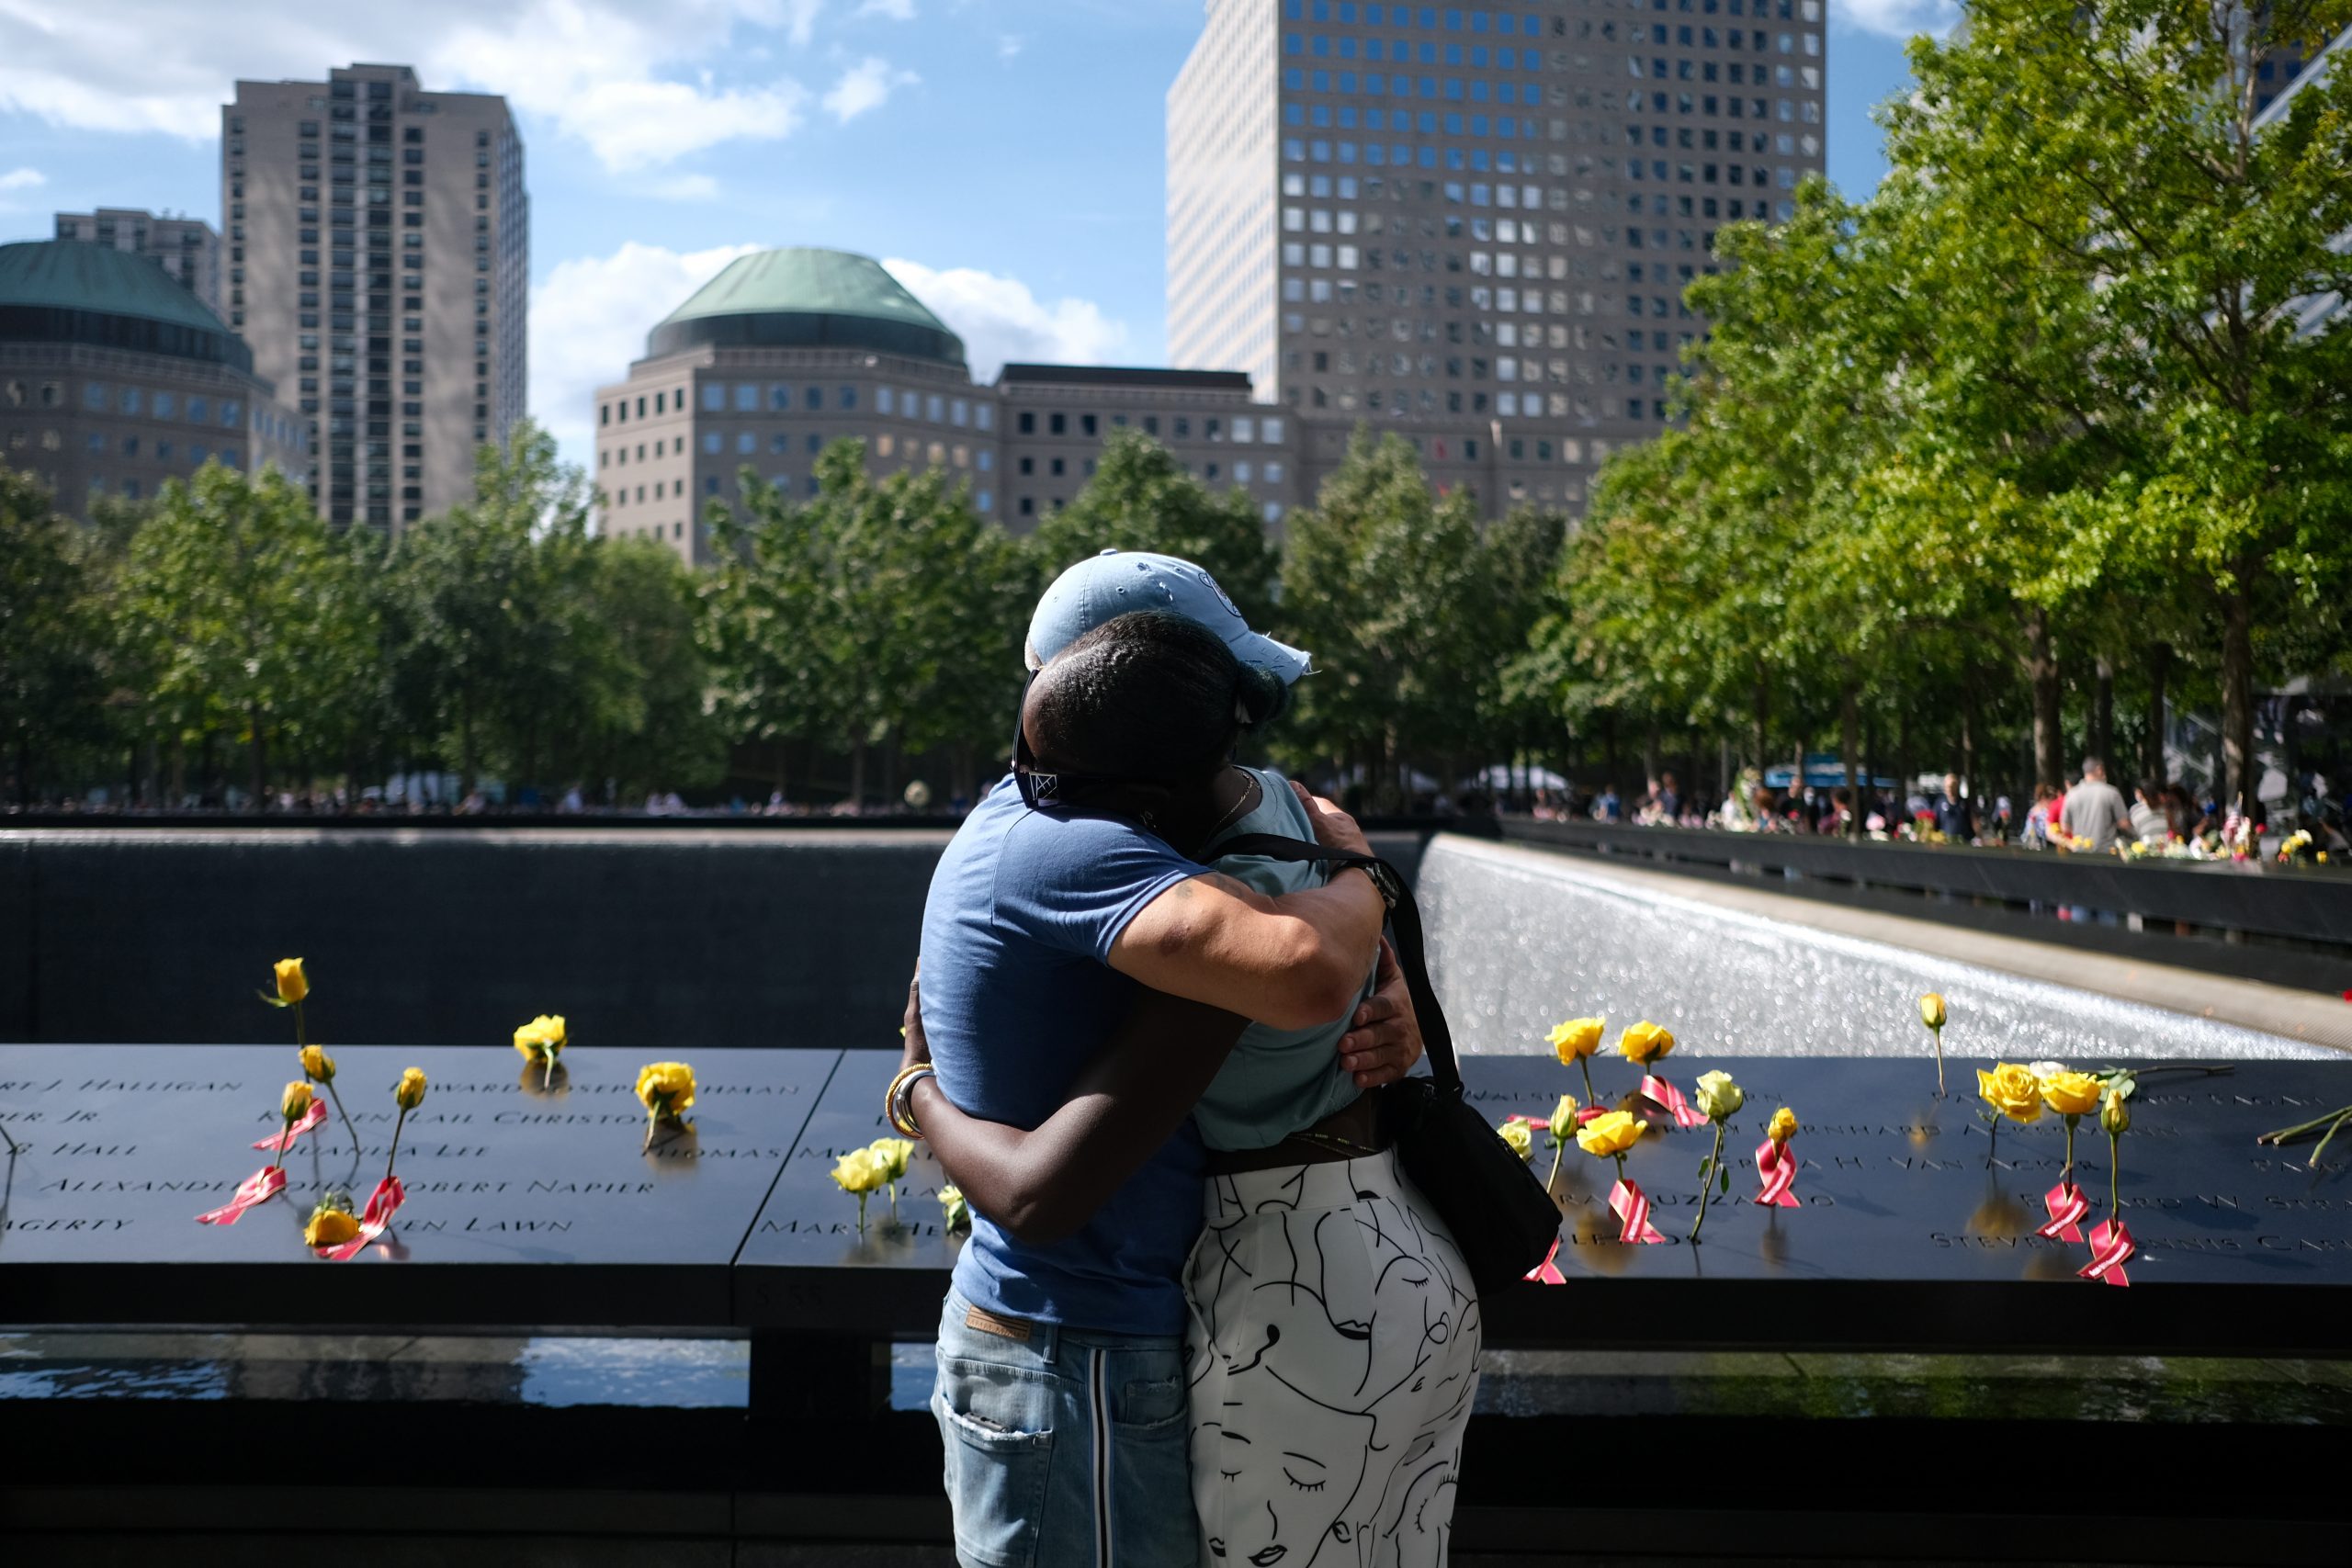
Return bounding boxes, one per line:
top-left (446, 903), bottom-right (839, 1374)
top-left (1025, 549), bottom-right (1313, 684)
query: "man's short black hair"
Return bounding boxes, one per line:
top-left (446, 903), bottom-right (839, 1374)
top-left (1027, 611), bottom-right (1287, 785)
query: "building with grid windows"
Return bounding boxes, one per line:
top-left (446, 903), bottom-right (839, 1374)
top-left (0, 240), bottom-right (308, 513)
top-left (223, 63), bottom-right (527, 532)
top-left (1170, 0), bottom-right (1828, 513)
top-left (51, 209), bottom-right (222, 316)
top-left (594, 249), bottom-right (1302, 566)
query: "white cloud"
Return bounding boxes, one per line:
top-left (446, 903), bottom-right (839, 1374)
top-left (0, 1), bottom-right (831, 170)
top-left (821, 56), bottom-right (919, 123)
top-left (1830, 0), bottom-right (1962, 39)
top-left (0, 165), bottom-right (45, 190)
top-left (882, 257), bottom-right (1129, 381)
top-left (998, 35), bottom-right (1023, 61)
top-left (856, 0), bottom-right (916, 18)
top-left (530, 240), bottom-right (760, 467)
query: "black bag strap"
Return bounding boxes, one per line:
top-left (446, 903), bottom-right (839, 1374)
top-left (1211, 833), bottom-right (1460, 1100)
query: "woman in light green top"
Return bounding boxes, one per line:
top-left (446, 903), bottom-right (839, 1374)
top-left (910, 606), bottom-right (1480, 1568)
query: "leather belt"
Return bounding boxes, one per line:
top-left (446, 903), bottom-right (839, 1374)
top-left (1203, 1084), bottom-right (1396, 1177)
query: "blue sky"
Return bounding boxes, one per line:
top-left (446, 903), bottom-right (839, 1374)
top-left (0, 0), bottom-right (1953, 468)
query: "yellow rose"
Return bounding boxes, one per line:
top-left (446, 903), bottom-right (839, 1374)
top-left (2039, 1068), bottom-right (2102, 1118)
top-left (1693, 1069), bottom-right (1744, 1122)
top-left (1977, 1063), bottom-right (2043, 1124)
top-left (2099, 1089), bottom-right (2132, 1136)
top-left (1497, 1119), bottom-right (1534, 1161)
top-left (1576, 1109), bottom-right (1648, 1157)
top-left (280, 1080), bottom-right (314, 1121)
top-left (272, 957), bottom-right (309, 1005)
top-left (940, 1183), bottom-right (971, 1231)
top-left (1918, 992), bottom-right (1947, 1031)
top-left (831, 1147), bottom-right (888, 1194)
top-left (513, 1014), bottom-right (568, 1060)
top-left (1767, 1106), bottom-right (1797, 1145)
top-left (395, 1066), bottom-right (428, 1111)
top-left (304, 1195), bottom-right (359, 1248)
top-left (1548, 1093), bottom-right (1580, 1143)
top-left (300, 1044), bottom-right (335, 1082)
top-left (869, 1136), bottom-right (915, 1182)
top-left (1617, 1020), bottom-right (1675, 1066)
top-left (636, 1061), bottom-right (697, 1117)
top-left (1548, 1017), bottom-right (1605, 1063)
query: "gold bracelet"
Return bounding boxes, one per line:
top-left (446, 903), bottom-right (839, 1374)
top-left (885, 1063), bottom-right (935, 1139)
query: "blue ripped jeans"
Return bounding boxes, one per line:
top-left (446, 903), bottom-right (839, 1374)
top-left (933, 1290), bottom-right (1200, 1568)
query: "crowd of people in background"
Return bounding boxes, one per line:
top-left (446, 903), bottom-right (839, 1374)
top-left (1524, 756), bottom-right (2352, 864)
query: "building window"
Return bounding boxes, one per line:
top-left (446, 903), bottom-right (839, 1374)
top-left (736, 383), bottom-right (759, 412)
top-left (703, 384), bottom-right (725, 412)
top-left (1018, 411), bottom-right (1035, 434)
top-left (771, 384), bottom-right (794, 411)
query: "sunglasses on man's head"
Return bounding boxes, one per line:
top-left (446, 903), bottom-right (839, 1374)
top-left (1011, 671), bottom-right (1146, 813)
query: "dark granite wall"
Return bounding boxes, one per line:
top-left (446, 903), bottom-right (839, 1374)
top-left (0, 829), bottom-right (1430, 1046)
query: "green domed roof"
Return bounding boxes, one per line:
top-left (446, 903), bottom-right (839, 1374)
top-left (0, 240), bottom-right (249, 371)
top-left (647, 248), bottom-right (965, 366)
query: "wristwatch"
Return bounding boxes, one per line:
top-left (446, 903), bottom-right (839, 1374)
top-left (1346, 858), bottom-right (1402, 913)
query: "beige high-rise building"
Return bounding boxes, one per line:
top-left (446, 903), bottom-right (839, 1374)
top-left (1170, 0), bottom-right (1828, 513)
top-left (51, 209), bottom-right (222, 315)
top-left (224, 63), bottom-right (527, 532)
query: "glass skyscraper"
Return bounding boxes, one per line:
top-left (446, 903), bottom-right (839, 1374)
top-left (1170, 0), bottom-right (1827, 513)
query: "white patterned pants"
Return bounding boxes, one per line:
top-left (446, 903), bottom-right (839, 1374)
top-left (1183, 1149), bottom-right (1482, 1568)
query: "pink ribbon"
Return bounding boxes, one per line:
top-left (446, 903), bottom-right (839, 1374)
top-left (2038, 1180), bottom-right (2089, 1244)
top-left (1639, 1074), bottom-right (1707, 1130)
top-left (1609, 1178), bottom-right (1667, 1244)
top-left (195, 1164), bottom-right (287, 1224)
top-left (320, 1175), bottom-right (406, 1261)
top-left (2080, 1218), bottom-right (2134, 1287)
top-left (1522, 1237), bottom-right (1566, 1284)
top-left (252, 1098), bottom-right (329, 1152)
top-left (1753, 1137), bottom-right (1800, 1207)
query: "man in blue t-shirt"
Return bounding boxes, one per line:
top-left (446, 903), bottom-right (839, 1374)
top-left (919, 557), bottom-right (1396, 1568)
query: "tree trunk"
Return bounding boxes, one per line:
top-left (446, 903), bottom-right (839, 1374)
top-left (1839, 683), bottom-right (1860, 840)
top-left (1751, 670), bottom-right (1770, 780)
top-left (2023, 607), bottom-right (2064, 790)
top-left (1961, 671), bottom-right (1979, 807)
top-left (2091, 657), bottom-right (2115, 773)
top-left (2142, 642), bottom-right (2171, 785)
top-left (2222, 582), bottom-right (2256, 816)
top-left (248, 705), bottom-right (268, 807)
top-left (850, 737), bottom-right (867, 811)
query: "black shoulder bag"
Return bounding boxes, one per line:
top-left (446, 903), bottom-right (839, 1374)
top-left (1216, 833), bottom-right (1564, 1292)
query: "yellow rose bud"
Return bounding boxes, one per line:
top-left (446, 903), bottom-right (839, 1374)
top-left (280, 1080), bottom-right (314, 1121)
top-left (300, 1044), bottom-right (334, 1082)
top-left (304, 1194), bottom-right (359, 1248)
top-left (1919, 992), bottom-right (1947, 1031)
top-left (273, 957), bottom-right (309, 1005)
top-left (2099, 1089), bottom-right (2131, 1137)
top-left (635, 1061), bottom-right (697, 1117)
top-left (395, 1067), bottom-right (428, 1111)
top-left (940, 1183), bottom-right (971, 1231)
top-left (1548, 1017), bottom-right (1605, 1063)
top-left (1617, 1020), bottom-right (1675, 1066)
top-left (869, 1136), bottom-right (915, 1183)
top-left (1767, 1106), bottom-right (1797, 1145)
top-left (1497, 1119), bottom-right (1534, 1161)
top-left (1976, 1063), bottom-right (2043, 1124)
top-left (513, 1014), bottom-right (568, 1059)
top-left (1693, 1069), bottom-right (1744, 1122)
top-left (1548, 1093), bottom-right (1580, 1143)
top-left (831, 1147), bottom-right (888, 1194)
top-left (2039, 1068), bottom-right (2102, 1118)
top-left (1576, 1109), bottom-right (1648, 1158)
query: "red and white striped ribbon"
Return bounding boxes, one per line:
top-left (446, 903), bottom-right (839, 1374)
top-left (252, 1099), bottom-right (329, 1153)
top-left (1522, 1236), bottom-right (1566, 1284)
top-left (1639, 1075), bottom-right (1707, 1130)
top-left (1609, 1178), bottom-right (1667, 1244)
top-left (195, 1164), bottom-right (287, 1225)
top-left (320, 1175), bottom-right (407, 1261)
top-left (1753, 1137), bottom-right (1800, 1207)
top-left (2038, 1180), bottom-right (2089, 1244)
top-left (2079, 1218), bottom-right (2134, 1287)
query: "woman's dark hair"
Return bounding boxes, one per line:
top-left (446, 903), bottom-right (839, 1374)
top-left (1027, 611), bottom-right (1287, 784)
